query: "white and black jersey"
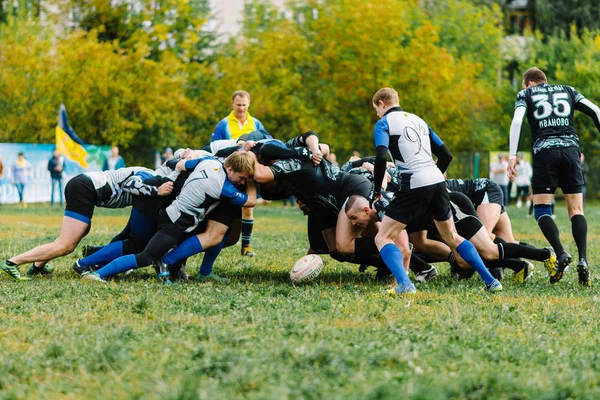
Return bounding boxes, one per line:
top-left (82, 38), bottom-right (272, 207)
top-left (373, 108), bottom-right (446, 190)
top-left (165, 157), bottom-right (248, 233)
top-left (84, 167), bottom-right (160, 209)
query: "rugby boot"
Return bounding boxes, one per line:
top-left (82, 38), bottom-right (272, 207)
top-left (26, 263), bottom-right (55, 276)
top-left (577, 259), bottom-right (591, 287)
top-left (550, 250), bottom-right (572, 284)
top-left (0, 260), bottom-right (31, 281)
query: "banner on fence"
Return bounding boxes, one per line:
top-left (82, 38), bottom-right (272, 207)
top-left (0, 143), bottom-right (110, 204)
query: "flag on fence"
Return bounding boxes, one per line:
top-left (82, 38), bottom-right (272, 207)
top-left (56, 104), bottom-right (88, 168)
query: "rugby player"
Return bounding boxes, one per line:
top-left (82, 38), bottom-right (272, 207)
top-left (508, 67), bottom-right (600, 285)
top-left (370, 87), bottom-right (502, 294)
top-left (0, 167), bottom-right (174, 280)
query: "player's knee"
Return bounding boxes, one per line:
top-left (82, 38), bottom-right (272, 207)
top-left (55, 241), bottom-right (77, 256)
top-left (480, 245), bottom-right (498, 260)
top-left (533, 204), bottom-right (552, 221)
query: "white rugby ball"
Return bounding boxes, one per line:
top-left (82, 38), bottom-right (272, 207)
top-left (290, 254), bottom-right (323, 283)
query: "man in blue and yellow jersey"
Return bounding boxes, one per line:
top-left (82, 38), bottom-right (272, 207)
top-left (211, 90), bottom-right (265, 141)
top-left (211, 90), bottom-right (264, 257)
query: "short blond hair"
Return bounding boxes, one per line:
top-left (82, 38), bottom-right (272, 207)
top-left (372, 87), bottom-right (399, 106)
top-left (232, 90), bottom-right (251, 102)
top-left (224, 151), bottom-right (255, 176)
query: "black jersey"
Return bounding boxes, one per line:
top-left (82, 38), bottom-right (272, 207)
top-left (515, 83), bottom-right (584, 153)
top-left (270, 158), bottom-right (358, 215)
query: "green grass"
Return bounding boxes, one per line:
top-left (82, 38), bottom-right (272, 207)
top-left (1, 202), bottom-right (600, 399)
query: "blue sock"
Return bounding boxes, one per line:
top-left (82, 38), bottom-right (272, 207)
top-left (80, 241), bottom-right (123, 268)
top-left (163, 236), bottom-right (203, 266)
top-left (97, 254), bottom-right (138, 279)
top-left (199, 234), bottom-right (229, 276)
top-left (456, 240), bottom-right (495, 286)
top-left (379, 243), bottom-right (412, 286)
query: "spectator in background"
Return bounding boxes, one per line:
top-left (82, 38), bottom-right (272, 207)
top-left (490, 153), bottom-right (509, 206)
top-left (211, 90), bottom-right (265, 257)
top-left (327, 152), bottom-right (339, 168)
top-left (12, 152), bottom-right (32, 207)
top-left (0, 154), bottom-right (4, 206)
top-left (102, 146), bottom-right (126, 171)
top-left (514, 153), bottom-right (532, 208)
top-left (211, 90), bottom-right (265, 141)
top-left (352, 150), bottom-right (361, 158)
top-left (163, 148), bottom-right (174, 162)
top-left (48, 148), bottom-right (65, 207)
top-left (581, 152), bottom-right (589, 204)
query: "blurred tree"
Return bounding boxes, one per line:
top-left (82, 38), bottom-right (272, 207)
top-left (535, 0), bottom-right (600, 37)
top-left (222, 0), bottom-right (502, 159)
top-left (516, 28), bottom-right (600, 153)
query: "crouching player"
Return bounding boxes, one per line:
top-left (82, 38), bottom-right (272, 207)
top-left (1, 167), bottom-right (173, 280)
top-left (81, 152), bottom-right (256, 282)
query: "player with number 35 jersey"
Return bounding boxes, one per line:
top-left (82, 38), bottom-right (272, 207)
top-left (508, 67), bottom-right (600, 287)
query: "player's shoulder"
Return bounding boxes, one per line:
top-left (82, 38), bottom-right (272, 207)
top-left (516, 88), bottom-right (528, 99)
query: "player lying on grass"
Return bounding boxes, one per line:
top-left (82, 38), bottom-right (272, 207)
top-left (80, 152), bottom-right (256, 282)
top-left (1, 167), bottom-right (174, 281)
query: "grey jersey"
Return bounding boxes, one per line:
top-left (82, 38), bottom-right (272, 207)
top-left (165, 158), bottom-right (227, 232)
top-left (84, 167), bottom-right (157, 208)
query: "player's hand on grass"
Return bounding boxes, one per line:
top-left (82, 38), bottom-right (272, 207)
top-left (158, 181), bottom-right (174, 196)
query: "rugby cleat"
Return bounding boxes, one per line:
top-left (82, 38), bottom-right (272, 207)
top-left (81, 271), bottom-right (105, 283)
top-left (550, 250), bottom-right (572, 284)
top-left (72, 259), bottom-right (92, 276)
top-left (577, 259), bottom-right (591, 287)
top-left (490, 267), bottom-right (504, 281)
top-left (484, 279), bottom-right (503, 292)
top-left (513, 260), bottom-right (534, 283)
top-left (241, 244), bottom-right (255, 257)
top-left (413, 266), bottom-right (438, 283)
top-left (26, 263), bottom-right (55, 276)
top-left (81, 245), bottom-right (102, 258)
top-left (0, 260), bottom-right (31, 281)
top-left (194, 272), bottom-right (230, 283)
top-left (542, 248), bottom-right (557, 277)
top-left (386, 283), bottom-right (417, 295)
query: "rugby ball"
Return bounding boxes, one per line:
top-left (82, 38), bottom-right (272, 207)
top-left (290, 254), bottom-right (323, 283)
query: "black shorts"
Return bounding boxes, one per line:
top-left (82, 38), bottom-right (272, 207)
top-left (385, 181), bottom-right (452, 225)
top-left (206, 201), bottom-right (242, 227)
top-left (477, 181), bottom-right (505, 213)
top-left (315, 173), bottom-right (372, 230)
top-left (64, 174), bottom-right (97, 224)
top-left (532, 147), bottom-right (583, 194)
top-left (307, 211), bottom-right (329, 254)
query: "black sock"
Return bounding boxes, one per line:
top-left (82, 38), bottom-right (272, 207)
top-left (502, 258), bottom-right (528, 272)
top-left (571, 214), bottom-right (588, 261)
top-left (5, 260), bottom-right (17, 266)
top-left (498, 242), bottom-right (550, 262)
top-left (409, 253), bottom-right (431, 274)
top-left (537, 215), bottom-right (564, 254)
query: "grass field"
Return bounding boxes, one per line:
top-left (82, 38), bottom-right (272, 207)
top-left (1, 202), bottom-right (599, 399)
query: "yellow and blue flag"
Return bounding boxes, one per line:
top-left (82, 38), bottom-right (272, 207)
top-left (56, 104), bottom-right (88, 168)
